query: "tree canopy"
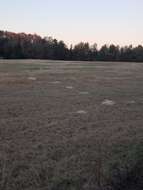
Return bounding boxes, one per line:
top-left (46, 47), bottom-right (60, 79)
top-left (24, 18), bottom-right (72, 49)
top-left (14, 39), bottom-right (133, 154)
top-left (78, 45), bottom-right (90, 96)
top-left (0, 30), bottom-right (143, 62)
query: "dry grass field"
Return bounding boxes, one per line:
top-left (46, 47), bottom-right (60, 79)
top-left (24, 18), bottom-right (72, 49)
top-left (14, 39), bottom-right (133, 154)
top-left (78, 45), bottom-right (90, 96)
top-left (0, 60), bottom-right (143, 190)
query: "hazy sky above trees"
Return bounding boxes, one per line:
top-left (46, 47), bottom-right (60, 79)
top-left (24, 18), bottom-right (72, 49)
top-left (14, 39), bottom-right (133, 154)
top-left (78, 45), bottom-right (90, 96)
top-left (0, 0), bottom-right (143, 47)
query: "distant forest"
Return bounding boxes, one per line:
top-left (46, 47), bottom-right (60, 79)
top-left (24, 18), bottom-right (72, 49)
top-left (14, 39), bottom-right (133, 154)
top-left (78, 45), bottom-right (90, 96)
top-left (0, 30), bottom-right (143, 62)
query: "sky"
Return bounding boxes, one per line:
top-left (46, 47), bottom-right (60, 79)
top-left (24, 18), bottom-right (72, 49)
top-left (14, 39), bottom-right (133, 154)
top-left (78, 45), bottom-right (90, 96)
top-left (0, 0), bottom-right (143, 47)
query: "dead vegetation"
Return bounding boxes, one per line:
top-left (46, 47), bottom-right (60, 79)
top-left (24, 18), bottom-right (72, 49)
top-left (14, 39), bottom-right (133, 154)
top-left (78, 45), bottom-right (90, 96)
top-left (0, 60), bottom-right (143, 190)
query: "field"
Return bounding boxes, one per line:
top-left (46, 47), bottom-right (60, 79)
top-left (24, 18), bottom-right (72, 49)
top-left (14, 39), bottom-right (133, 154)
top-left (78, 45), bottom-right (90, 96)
top-left (0, 60), bottom-right (143, 190)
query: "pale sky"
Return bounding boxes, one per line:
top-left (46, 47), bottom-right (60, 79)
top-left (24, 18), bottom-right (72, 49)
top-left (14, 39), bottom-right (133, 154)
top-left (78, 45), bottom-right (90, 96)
top-left (0, 0), bottom-right (143, 47)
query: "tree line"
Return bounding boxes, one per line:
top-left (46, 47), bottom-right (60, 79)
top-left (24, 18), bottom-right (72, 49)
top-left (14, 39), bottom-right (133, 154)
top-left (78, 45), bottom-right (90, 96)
top-left (0, 30), bottom-right (143, 62)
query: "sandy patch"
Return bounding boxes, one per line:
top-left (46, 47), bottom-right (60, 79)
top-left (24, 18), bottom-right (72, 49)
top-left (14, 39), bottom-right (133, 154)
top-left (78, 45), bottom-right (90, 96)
top-left (28, 77), bottom-right (37, 81)
top-left (127, 100), bottom-right (136, 104)
top-left (50, 81), bottom-right (61, 84)
top-left (76, 110), bottom-right (87, 114)
top-left (102, 99), bottom-right (115, 106)
top-left (66, 86), bottom-right (73, 89)
top-left (79, 91), bottom-right (89, 95)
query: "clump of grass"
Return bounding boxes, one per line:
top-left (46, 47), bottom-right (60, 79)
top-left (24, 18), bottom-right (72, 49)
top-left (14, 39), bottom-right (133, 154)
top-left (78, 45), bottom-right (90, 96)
top-left (0, 155), bottom-right (44, 190)
top-left (0, 140), bottom-right (143, 190)
top-left (0, 157), bottom-right (8, 190)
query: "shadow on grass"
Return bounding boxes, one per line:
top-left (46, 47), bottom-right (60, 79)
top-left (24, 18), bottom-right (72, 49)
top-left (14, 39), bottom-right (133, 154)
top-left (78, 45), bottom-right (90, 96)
top-left (106, 142), bottom-right (143, 190)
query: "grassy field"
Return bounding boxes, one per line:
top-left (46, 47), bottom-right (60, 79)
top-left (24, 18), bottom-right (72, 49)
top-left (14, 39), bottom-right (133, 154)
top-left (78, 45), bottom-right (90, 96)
top-left (0, 60), bottom-right (143, 190)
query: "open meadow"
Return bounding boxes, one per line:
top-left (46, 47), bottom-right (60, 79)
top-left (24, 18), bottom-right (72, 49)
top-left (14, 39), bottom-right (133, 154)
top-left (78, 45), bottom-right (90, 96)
top-left (0, 60), bottom-right (143, 190)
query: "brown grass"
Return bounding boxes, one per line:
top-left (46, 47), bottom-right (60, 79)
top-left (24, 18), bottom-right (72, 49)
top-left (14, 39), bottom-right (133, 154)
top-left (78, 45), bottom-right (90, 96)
top-left (0, 60), bottom-right (143, 190)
